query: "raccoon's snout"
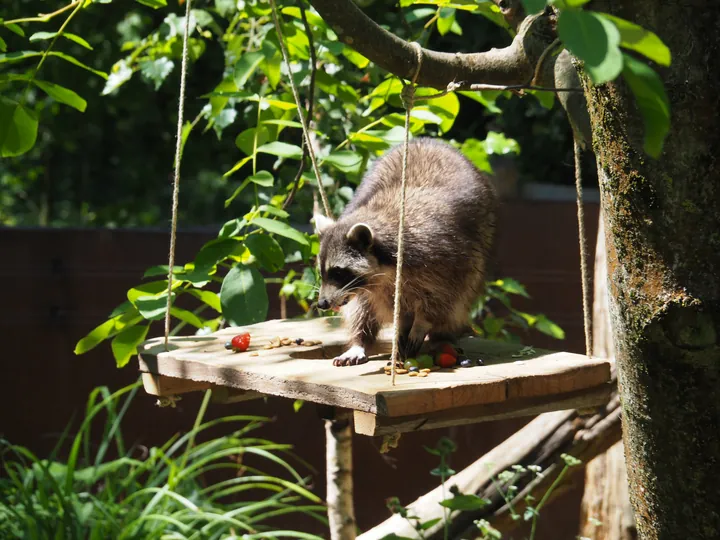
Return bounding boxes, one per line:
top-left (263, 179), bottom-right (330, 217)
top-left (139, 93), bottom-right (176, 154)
top-left (318, 294), bottom-right (351, 311)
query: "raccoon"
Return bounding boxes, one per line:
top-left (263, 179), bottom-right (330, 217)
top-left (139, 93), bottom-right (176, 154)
top-left (314, 138), bottom-right (497, 367)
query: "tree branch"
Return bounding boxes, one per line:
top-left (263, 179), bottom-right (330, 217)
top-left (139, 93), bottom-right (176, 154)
top-left (308, 0), bottom-right (557, 89)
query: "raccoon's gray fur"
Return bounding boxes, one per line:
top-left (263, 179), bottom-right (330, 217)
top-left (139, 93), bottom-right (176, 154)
top-left (315, 138), bottom-right (497, 366)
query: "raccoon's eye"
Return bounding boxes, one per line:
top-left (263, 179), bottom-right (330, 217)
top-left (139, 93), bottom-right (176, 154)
top-left (327, 267), bottom-right (356, 286)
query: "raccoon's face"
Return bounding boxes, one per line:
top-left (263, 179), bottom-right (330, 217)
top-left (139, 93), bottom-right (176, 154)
top-left (314, 215), bottom-right (377, 311)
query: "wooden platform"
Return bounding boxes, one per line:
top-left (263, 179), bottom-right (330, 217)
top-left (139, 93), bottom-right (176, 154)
top-left (138, 317), bottom-right (612, 436)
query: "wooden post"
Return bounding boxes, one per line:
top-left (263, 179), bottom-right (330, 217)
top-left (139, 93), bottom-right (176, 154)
top-left (579, 216), bottom-right (636, 540)
top-left (326, 409), bottom-right (356, 540)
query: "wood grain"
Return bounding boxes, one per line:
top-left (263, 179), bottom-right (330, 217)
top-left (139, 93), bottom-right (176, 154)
top-left (138, 317), bottom-right (611, 418)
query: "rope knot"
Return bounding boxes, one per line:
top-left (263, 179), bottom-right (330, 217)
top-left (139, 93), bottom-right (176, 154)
top-left (401, 83), bottom-right (416, 110)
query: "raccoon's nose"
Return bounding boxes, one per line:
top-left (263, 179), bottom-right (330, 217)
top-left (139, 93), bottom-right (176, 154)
top-left (318, 298), bottom-right (330, 310)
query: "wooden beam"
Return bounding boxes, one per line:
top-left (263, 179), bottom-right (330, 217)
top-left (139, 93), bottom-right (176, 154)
top-left (353, 383), bottom-right (613, 436)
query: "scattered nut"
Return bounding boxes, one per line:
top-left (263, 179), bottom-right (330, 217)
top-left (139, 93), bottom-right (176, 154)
top-left (249, 352), bottom-right (259, 357)
top-left (409, 371), bottom-right (418, 377)
top-left (418, 371), bottom-right (429, 377)
top-left (420, 368), bottom-right (431, 373)
top-left (396, 368), bottom-right (408, 374)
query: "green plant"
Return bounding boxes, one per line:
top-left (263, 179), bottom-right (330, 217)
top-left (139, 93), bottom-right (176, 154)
top-left (383, 437), bottom-right (582, 540)
top-left (0, 382), bottom-right (327, 539)
top-left (471, 278), bottom-right (565, 342)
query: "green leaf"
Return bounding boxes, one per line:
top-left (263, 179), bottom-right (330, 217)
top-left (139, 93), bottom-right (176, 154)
top-left (437, 8), bottom-right (456, 36)
top-left (102, 60), bottom-right (133, 95)
top-left (261, 40), bottom-right (281, 89)
top-left (234, 51), bottom-right (264, 88)
top-left (423, 90), bottom-right (460, 133)
top-left (135, 293), bottom-right (175, 320)
top-left (224, 155), bottom-right (252, 178)
top-left (460, 138), bottom-right (492, 174)
top-left (439, 494), bottom-right (490, 511)
top-left (484, 131), bottom-right (520, 155)
top-left (419, 518), bottom-right (442, 530)
top-left (0, 97), bottom-right (38, 157)
top-left (29, 31), bottom-right (94, 50)
top-left (34, 80), bottom-right (87, 112)
top-left (257, 205), bottom-right (289, 218)
top-left (74, 309), bottom-right (142, 355)
top-left (139, 57), bottom-right (174, 90)
top-left (494, 278), bottom-right (530, 297)
top-left (621, 53), bottom-right (670, 158)
top-left (257, 141), bottom-right (304, 160)
top-left (187, 289), bottom-right (222, 312)
top-left (4, 23), bottom-right (25, 37)
top-left (323, 151), bottom-right (364, 173)
top-left (248, 170), bottom-right (274, 187)
top-left (534, 314), bottom-right (565, 339)
top-left (136, 0), bottom-right (168, 8)
top-left (48, 51), bottom-right (108, 79)
top-left (0, 36), bottom-right (6, 53)
top-left (520, 0), bottom-right (547, 14)
top-left (220, 266), bottom-right (269, 326)
top-left (563, 0), bottom-right (591, 5)
top-left (194, 237), bottom-right (244, 271)
top-left (235, 126), bottom-right (269, 155)
top-left (600, 14), bottom-right (671, 67)
top-left (245, 234), bottom-right (285, 273)
top-left (558, 9), bottom-right (622, 84)
top-left (430, 465), bottom-right (456, 477)
top-left (170, 306), bottom-right (206, 328)
top-left (293, 399), bottom-right (304, 413)
top-left (111, 325), bottom-right (149, 368)
top-left (252, 217), bottom-right (309, 246)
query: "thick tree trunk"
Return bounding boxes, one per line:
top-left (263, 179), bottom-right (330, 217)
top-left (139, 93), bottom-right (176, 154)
top-left (579, 216), bottom-right (636, 540)
top-left (585, 3), bottom-right (720, 538)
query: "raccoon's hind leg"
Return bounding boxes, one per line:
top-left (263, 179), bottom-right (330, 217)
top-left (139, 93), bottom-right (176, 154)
top-left (333, 296), bottom-right (380, 367)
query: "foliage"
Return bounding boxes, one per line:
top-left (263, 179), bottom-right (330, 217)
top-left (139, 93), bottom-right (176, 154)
top-left (382, 436), bottom-right (583, 540)
top-left (2, 0), bottom-right (668, 361)
top-left (0, 382), bottom-right (327, 539)
top-left (520, 0), bottom-right (671, 156)
top-left (471, 278), bottom-right (565, 342)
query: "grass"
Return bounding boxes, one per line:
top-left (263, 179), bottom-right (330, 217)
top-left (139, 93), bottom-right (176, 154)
top-left (0, 381), bottom-right (327, 539)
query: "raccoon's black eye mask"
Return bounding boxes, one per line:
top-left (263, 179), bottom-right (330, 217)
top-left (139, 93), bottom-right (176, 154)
top-left (327, 267), bottom-right (362, 288)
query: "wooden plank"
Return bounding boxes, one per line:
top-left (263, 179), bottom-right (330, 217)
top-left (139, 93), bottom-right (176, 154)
top-left (141, 373), bottom-right (263, 404)
top-left (353, 383), bottom-right (613, 436)
top-left (138, 317), bottom-right (611, 418)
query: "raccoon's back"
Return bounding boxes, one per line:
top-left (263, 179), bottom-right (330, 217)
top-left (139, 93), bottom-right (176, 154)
top-left (343, 138), bottom-right (497, 268)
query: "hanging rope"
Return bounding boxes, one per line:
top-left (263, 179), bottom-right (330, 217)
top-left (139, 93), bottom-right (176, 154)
top-left (269, 0), bottom-right (333, 220)
top-left (574, 140), bottom-right (593, 358)
top-left (164, 0), bottom-right (192, 350)
top-left (389, 42), bottom-right (423, 386)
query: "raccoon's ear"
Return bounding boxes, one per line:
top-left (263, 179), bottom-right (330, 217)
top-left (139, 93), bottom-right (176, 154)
top-left (346, 222), bottom-right (374, 250)
top-left (313, 214), bottom-right (335, 235)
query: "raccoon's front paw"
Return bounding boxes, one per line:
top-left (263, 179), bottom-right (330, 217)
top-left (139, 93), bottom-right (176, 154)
top-left (333, 345), bottom-right (368, 367)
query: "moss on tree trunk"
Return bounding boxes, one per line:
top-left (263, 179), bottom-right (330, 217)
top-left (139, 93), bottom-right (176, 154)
top-left (584, 2), bottom-right (720, 538)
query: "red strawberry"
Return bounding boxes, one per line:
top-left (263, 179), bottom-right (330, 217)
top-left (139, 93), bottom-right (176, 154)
top-left (437, 353), bottom-right (457, 368)
top-left (230, 332), bottom-right (251, 352)
top-left (441, 344), bottom-right (458, 358)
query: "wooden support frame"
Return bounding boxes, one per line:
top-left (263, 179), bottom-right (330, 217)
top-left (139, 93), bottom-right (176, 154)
top-left (352, 383), bottom-right (612, 436)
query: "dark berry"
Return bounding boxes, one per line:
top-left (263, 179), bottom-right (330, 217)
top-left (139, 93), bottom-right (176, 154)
top-left (224, 341), bottom-right (233, 350)
top-left (460, 358), bottom-right (473, 368)
top-left (409, 366), bottom-right (420, 373)
top-left (476, 358), bottom-right (484, 366)
top-left (295, 338), bottom-right (304, 345)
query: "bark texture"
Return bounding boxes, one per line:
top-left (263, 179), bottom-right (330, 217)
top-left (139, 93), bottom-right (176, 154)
top-left (585, 2), bottom-right (720, 538)
top-left (580, 216), bottom-right (636, 540)
top-left (326, 410), bottom-right (357, 540)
